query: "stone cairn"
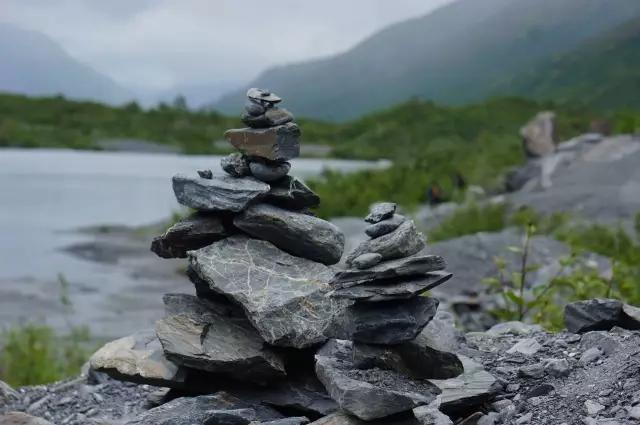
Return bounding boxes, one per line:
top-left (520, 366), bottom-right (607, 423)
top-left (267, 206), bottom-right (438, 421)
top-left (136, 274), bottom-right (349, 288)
top-left (89, 89), bottom-right (495, 425)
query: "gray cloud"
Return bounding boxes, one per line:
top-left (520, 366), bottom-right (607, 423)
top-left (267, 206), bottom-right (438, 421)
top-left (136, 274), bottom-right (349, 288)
top-left (2, 0), bottom-right (453, 102)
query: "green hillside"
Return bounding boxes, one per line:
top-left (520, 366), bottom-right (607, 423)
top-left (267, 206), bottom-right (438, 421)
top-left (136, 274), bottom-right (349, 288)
top-left (496, 17), bottom-right (640, 110)
top-left (215, 0), bottom-right (640, 121)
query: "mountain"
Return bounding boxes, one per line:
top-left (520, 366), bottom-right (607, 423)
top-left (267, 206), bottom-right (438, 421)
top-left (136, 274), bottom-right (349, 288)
top-left (0, 23), bottom-right (132, 105)
top-left (495, 16), bottom-right (640, 111)
top-left (215, 0), bottom-right (640, 121)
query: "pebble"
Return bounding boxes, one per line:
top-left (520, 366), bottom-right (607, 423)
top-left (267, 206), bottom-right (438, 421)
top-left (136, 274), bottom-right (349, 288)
top-left (516, 412), bottom-right (532, 424)
top-left (197, 169), bottom-right (213, 179)
top-left (544, 358), bottom-right (571, 377)
top-left (365, 202), bottom-right (396, 224)
top-left (585, 400), bottom-right (606, 416)
top-left (580, 347), bottom-right (603, 365)
top-left (507, 338), bottom-right (542, 356)
top-left (352, 252), bottom-right (383, 270)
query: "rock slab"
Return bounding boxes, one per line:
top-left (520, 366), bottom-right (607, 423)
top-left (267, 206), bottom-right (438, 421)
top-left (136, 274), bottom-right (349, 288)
top-left (564, 299), bottom-right (623, 333)
top-left (172, 174), bottom-right (269, 212)
top-left (265, 176), bottom-right (320, 210)
top-left (150, 213), bottom-right (233, 258)
top-left (225, 123), bottom-right (301, 161)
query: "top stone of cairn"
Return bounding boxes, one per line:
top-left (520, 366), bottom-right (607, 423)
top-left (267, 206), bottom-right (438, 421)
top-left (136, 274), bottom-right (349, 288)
top-left (247, 87), bottom-right (282, 105)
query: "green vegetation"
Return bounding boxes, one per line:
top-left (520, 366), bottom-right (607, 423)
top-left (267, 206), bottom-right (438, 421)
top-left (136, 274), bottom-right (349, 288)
top-left (429, 202), bottom-right (507, 242)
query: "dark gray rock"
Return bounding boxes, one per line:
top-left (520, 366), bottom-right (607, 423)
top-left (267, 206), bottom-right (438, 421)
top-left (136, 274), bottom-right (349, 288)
top-left (332, 254), bottom-right (446, 288)
top-left (247, 87), bottom-right (282, 105)
top-left (172, 174), bottom-right (269, 212)
top-left (124, 392), bottom-right (283, 425)
top-left (265, 176), bottom-right (320, 210)
top-left (249, 159), bottom-right (291, 182)
top-left (621, 303), bottom-right (640, 330)
top-left (341, 297), bottom-right (439, 344)
top-left (221, 153), bottom-right (251, 178)
top-left (225, 123), bottom-right (300, 161)
top-left (242, 107), bottom-right (294, 128)
top-left (351, 253), bottom-right (383, 270)
top-left (346, 220), bottom-right (426, 265)
top-left (429, 356), bottom-right (497, 415)
top-left (89, 329), bottom-right (188, 389)
top-left (261, 418), bottom-right (310, 425)
top-left (412, 401), bottom-right (453, 424)
top-left (245, 99), bottom-right (266, 116)
top-left (330, 272), bottom-right (452, 303)
top-left (150, 213), bottom-right (234, 258)
top-left (365, 203), bottom-right (397, 224)
top-left (156, 294), bottom-right (286, 382)
top-left (234, 204), bottom-right (345, 265)
top-left (197, 169), bottom-right (213, 179)
top-left (307, 412), bottom-right (422, 424)
top-left (564, 299), bottom-right (623, 333)
top-left (315, 340), bottom-right (440, 420)
top-left (189, 235), bottom-right (348, 348)
top-left (365, 214), bottom-right (406, 238)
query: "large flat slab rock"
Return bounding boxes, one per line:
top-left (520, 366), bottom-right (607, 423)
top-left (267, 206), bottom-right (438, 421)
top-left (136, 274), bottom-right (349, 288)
top-left (150, 213), bottom-right (234, 258)
top-left (266, 176), bottom-right (320, 210)
top-left (234, 204), bottom-right (345, 265)
top-left (189, 235), bottom-right (349, 348)
top-left (156, 294), bottom-right (286, 383)
top-left (345, 221), bottom-right (426, 266)
top-left (172, 174), bottom-right (270, 212)
top-left (225, 122), bottom-right (301, 161)
top-left (330, 272), bottom-right (452, 302)
top-left (90, 329), bottom-right (188, 389)
top-left (332, 254), bottom-right (446, 287)
top-left (564, 298), bottom-right (623, 333)
top-left (340, 297), bottom-right (439, 345)
top-left (124, 392), bottom-right (285, 425)
top-left (315, 340), bottom-right (440, 421)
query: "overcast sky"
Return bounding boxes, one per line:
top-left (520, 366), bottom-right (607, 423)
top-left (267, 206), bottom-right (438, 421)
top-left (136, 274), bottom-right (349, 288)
top-left (2, 0), bottom-right (453, 101)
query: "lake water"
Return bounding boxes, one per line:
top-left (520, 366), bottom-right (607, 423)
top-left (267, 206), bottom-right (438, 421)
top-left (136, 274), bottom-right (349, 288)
top-left (0, 149), bottom-right (384, 336)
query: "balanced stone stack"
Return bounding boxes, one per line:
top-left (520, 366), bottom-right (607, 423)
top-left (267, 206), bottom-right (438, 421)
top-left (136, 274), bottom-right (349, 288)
top-left (314, 203), bottom-right (466, 422)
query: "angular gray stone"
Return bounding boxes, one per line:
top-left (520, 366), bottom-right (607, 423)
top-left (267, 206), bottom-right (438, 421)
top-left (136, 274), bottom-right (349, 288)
top-left (564, 299), bottom-right (623, 333)
top-left (330, 272), bottom-right (452, 303)
top-left (365, 203), bottom-right (397, 224)
top-left (506, 338), bottom-right (541, 356)
top-left (346, 220), bottom-right (426, 265)
top-left (89, 329), bottom-right (188, 389)
top-left (156, 294), bottom-right (286, 382)
top-left (234, 204), bottom-right (345, 265)
top-left (197, 169), bottom-right (213, 179)
top-left (245, 99), bottom-right (266, 116)
top-left (0, 412), bottom-right (54, 425)
top-left (332, 254), bottom-right (446, 288)
top-left (544, 358), bottom-right (570, 377)
top-left (225, 123), bottom-right (300, 161)
top-left (265, 176), bottom-right (320, 210)
top-left (247, 87), bottom-right (282, 104)
top-left (221, 153), bottom-right (251, 178)
top-left (189, 236), bottom-right (348, 348)
top-left (249, 159), bottom-right (291, 182)
top-left (124, 392), bottom-right (283, 425)
top-left (242, 107), bottom-right (294, 128)
top-left (365, 214), bottom-right (406, 238)
top-left (261, 418), bottom-right (310, 425)
top-left (429, 356), bottom-right (497, 415)
top-left (172, 174), bottom-right (269, 212)
top-left (341, 297), bottom-right (439, 344)
top-left (351, 253), bottom-right (383, 270)
top-left (0, 379), bottom-right (19, 405)
top-left (315, 340), bottom-right (440, 421)
top-left (413, 401), bottom-right (453, 425)
top-left (150, 213), bottom-right (234, 258)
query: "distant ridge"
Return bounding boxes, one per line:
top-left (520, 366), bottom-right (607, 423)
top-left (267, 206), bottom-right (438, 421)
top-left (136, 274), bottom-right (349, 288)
top-left (0, 23), bottom-right (132, 105)
top-left (214, 0), bottom-right (640, 121)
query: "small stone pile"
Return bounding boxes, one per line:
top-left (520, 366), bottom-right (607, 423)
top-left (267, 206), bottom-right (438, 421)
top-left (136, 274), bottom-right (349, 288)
top-left (313, 203), bottom-right (468, 422)
top-left (86, 90), bottom-right (496, 425)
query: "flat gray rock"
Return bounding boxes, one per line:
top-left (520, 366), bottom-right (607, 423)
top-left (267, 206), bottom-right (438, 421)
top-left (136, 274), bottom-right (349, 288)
top-left (346, 220), bottom-right (426, 265)
top-left (365, 214), bottom-right (406, 238)
top-left (242, 107), bottom-right (294, 128)
top-left (249, 159), bottom-right (291, 182)
top-left (150, 213), bottom-right (234, 258)
top-left (413, 401), bottom-right (453, 425)
top-left (221, 153), bottom-right (251, 177)
top-left (234, 204), bottom-right (345, 265)
top-left (332, 254), bottom-right (446, 287)
top-left (351, 253), bottom-right (383, 270)
top-left (340, 297), bottom-right (439, 344)
top-left (365, 203), bottom-right (397, 223)
top-left (315, 340), bottom-right (440, 421)
top-left (564, 299), bottom-right (623, 333)
top-left (189, 236), bottom-right (348, 348)
top-left (124, 392), bottom-right (284, 425)
top-left (247, 87), bottom-right (282, 104)
top-left (429, 356), bottom-right (496, 415)
top-left (90, 329), bottom-right (188, 389)
top-left (156, 294), bottom-right (286, 382)
top-left (172, 174), bottom-right (269, 212)
top-left (265, 176), bottom-right (320, 210)
top-left (330, 272), bottom-right (452, 302)
top-left (224, 123), bottom-right (300, 161)
top-left (0, 412), bottom-right (54, 425)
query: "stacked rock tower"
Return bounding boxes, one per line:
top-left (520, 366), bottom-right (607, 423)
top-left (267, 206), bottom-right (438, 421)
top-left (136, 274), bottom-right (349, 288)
top-left (90, 90), bottom-right (495, 425)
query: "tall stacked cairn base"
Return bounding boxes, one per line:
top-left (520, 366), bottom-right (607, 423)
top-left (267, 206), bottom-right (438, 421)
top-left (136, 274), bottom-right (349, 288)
top-left (89, 90), bottom-right (496, 424)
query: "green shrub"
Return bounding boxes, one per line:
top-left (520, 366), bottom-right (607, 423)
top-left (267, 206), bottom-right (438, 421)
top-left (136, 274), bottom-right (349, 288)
top-left (429, 202), bottom-right (507, 242)
top-left (0, 324), bottom-right (93, 387)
